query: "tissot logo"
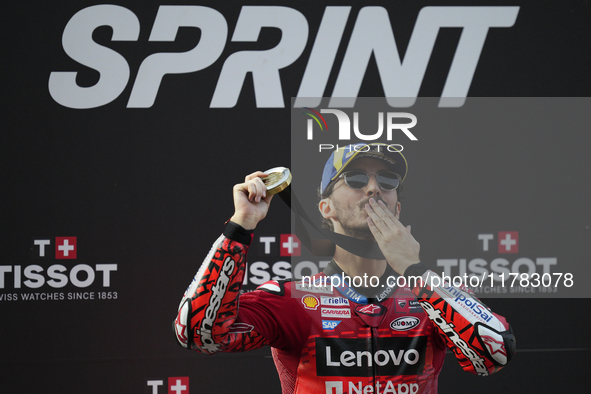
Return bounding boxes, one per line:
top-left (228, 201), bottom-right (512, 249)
top-left (315, 337), bottom-right (426, 377)
top-left (146, 377), bottom-right (189, 394)
top-left (0, 237), bottom-right (117, 293)
top-left (49, 5), bottom-right (519, 109)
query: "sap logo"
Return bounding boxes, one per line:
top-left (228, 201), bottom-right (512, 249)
top-left (147, 377), bottom-right (189, 394)
top-left (49, 5), bottom-right (519, 109)
top-left (322, 320), bottom-right (342, 330)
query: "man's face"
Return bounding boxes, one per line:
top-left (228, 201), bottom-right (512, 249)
top-left (320, 157), bottom-right (401, 241)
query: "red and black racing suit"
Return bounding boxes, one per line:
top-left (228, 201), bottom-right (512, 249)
top-left (174, 222), bottom-right (516, 394)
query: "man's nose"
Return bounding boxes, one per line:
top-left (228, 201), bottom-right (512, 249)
top-left (365, 175), bottom-right (381, 196)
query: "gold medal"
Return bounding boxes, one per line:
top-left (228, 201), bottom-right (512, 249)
top-left (263, 167), bottom-right (292, 195)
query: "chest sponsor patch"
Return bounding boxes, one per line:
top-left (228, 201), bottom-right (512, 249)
top-left (321, 296), bottom-right (349, 306)
top-left (395, 298), bottom-right (423, 313)
top-left (390, 316), bottom-right (421, 331)
top-left (316, 336), bottom-right (427, 377)
top-left (295, 281), bottom-right (333, 294)
top-left (321, 307), bottom-right (352, 318)
top-left (322, 320), bottom-right (342, 330)
top-left (302, 294), bottom-right (319, 310)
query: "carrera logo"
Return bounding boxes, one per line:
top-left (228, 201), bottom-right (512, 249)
top-left (390, 316), bottom-right (420, 331)
top-left (302, 294), bottom-right (319, 310)
top-left (49, 5), bottom-right (519, 109)
top-left (321, 307), bottom-right (351, 318)
top-left (316, 337), bottom-right (427, 377)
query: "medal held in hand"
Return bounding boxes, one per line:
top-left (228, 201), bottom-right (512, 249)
top-left (263, 167), bottom-right (292, 195)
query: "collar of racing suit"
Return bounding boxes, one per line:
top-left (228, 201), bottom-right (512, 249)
top-left (323, 259), bottom-right (400, 303)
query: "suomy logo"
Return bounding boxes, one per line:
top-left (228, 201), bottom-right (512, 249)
top-left (49, 5), bottom-right (519, 109)
top-left (390, 316), bottom-right (420, 331)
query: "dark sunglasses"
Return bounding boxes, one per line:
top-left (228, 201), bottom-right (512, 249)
top-left (339, 170), bottom-right (401, 191)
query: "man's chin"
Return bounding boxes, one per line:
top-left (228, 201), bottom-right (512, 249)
top-left (343, 226), bottom-right (376, 242)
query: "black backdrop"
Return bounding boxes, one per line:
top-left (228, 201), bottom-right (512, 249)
top-left (2, 1), bottom-right (590, 393)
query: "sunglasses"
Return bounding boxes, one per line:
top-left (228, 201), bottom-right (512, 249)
top-left (339, 170), bottom-right (401, 191)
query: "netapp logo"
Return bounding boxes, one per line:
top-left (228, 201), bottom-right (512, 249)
top-left (315, 337), bottom-right (426, 377)
top-left (49, 5), bottom-right (519, 109)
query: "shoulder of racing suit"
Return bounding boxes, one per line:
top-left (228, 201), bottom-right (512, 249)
top-left (404, 262), bottom-right (516, 376)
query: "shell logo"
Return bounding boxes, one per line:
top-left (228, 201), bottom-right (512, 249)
top-left (301, 294), bottom-right (319, 310)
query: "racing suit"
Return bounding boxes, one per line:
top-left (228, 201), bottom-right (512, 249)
top-left (174, 222), bottom-right (516, 394)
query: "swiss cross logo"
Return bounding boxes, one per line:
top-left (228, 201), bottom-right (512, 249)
top-left (280, 234), bottom-right (301, 256)
top-left (55, 237), bottom-right (77, 259)
top-left (168, 377), bottom-right (189, 394)
top-left (498, 231), bottom-right (518, 254)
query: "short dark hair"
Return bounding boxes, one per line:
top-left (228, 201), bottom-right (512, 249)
top-left (318, 180), bottom-right (405, 232)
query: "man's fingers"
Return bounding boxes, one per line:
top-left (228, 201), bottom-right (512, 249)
top-left (244, 171), bottom-right (267, 182)
top-left (366, 216), bottom-right (381, 237)
top-left (374, 199), bottom-right (408, 231)
top-left (366, 199), bottom-right (400, 231)
top-left (365, 203), bottom-right (390, 236)
top-left (240, 172), bottom-right (268, 202)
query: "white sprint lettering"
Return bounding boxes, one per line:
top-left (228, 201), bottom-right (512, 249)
top-left (50, 6), bottom-right (519, 109)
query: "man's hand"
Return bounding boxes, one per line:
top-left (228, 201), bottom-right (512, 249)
top-left (230, 171), bottom-right (274, 230)
top-left (365, 198), bottom-right (420, 275)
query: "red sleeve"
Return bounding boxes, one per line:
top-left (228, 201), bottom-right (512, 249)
top-left (173, 223), bottom-right (307, 354)
top-left (406, 264), bottom-right (516, 376)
